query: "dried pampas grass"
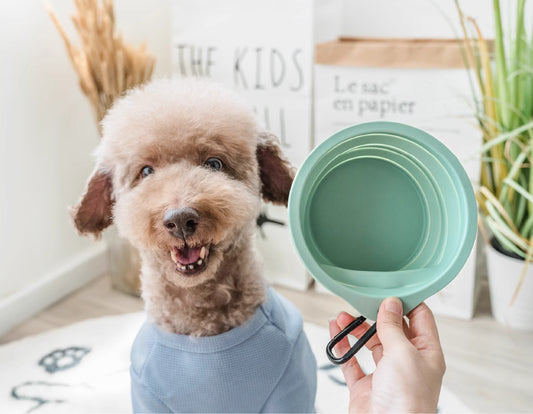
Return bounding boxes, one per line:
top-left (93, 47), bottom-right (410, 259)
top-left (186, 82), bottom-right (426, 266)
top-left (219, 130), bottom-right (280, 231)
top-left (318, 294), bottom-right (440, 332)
top-left (47, 0), bottom-right (156, 131)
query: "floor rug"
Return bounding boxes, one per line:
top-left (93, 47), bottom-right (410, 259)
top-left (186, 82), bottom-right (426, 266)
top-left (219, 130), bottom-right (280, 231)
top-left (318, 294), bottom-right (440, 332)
top-left (0, 312), bottom-right (469, 413)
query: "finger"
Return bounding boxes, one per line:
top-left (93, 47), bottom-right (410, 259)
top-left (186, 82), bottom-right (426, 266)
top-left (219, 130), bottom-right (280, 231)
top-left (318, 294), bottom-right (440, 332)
top-left (406, 302), bottom-right (441, 351)
top-left (328, 316), bottom-right (352, 357)
top-left (337, 312), bottom-right (381, 349)
top-left (376, 297), bottom-right (410, 350)
top-left (329, 317), bottom-right (366, 383)
top-left (337, 312), bottom-right (384, 363)
top-left (402, 316), bottom-right (413, 340)
top-left (407, 303), bottom-right (446, 374)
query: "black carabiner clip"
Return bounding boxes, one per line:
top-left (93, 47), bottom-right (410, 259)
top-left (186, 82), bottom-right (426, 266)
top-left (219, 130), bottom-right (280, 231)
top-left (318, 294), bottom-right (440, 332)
top-left (326, 316), bottom-right (377, 364)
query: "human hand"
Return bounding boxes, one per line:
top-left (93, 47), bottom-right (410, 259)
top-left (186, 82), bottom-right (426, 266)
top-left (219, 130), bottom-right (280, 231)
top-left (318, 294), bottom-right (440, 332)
top-left (329, 298), bottom-right (445, 413)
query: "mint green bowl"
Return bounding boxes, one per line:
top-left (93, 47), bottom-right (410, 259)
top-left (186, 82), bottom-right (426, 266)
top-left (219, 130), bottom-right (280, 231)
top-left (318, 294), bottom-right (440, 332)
top-left (288, 122), bottom-right (477, 320)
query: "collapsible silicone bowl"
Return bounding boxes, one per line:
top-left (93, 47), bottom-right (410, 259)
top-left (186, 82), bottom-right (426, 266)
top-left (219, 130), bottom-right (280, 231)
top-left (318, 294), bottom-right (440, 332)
top-left (288, 122), bottom-right (477, 363)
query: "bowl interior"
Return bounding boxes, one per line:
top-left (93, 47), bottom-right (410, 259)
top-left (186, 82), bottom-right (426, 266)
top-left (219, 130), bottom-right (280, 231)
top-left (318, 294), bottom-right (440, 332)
top-left (298, 132), bottom-right (461, 292)
top-left (309, 157), bottom-right (428, 271)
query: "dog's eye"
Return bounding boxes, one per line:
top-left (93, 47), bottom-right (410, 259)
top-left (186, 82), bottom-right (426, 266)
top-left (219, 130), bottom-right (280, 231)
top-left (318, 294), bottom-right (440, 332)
top-left (204, 158), bottom-right (223, 171)
top-left (140, 165), bottom-right (154, 179)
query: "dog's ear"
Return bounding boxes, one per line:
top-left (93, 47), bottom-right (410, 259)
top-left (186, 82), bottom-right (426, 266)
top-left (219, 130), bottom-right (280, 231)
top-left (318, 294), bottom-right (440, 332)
top-left (70, 169), bottom-right (114, 238)
top-left (256, 132), bottom-right (295, 206)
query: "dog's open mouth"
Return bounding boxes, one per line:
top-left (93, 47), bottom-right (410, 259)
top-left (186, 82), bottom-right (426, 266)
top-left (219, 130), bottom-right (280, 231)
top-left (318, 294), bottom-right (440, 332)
top-left (170, 244), bottom-right (210, 275)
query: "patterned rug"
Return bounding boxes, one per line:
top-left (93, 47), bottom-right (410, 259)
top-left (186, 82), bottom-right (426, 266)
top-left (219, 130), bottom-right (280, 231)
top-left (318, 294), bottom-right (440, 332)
top-left (0, 312), bottom-right (469, 413)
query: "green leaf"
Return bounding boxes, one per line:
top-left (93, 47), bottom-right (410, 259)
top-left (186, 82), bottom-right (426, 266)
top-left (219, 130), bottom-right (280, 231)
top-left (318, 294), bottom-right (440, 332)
top-left (502, 178), bottom-right (533, 205)
top-left (485, 218), bottom-right (527, 258)
top-left (479, 120), bottom-right (533, 153)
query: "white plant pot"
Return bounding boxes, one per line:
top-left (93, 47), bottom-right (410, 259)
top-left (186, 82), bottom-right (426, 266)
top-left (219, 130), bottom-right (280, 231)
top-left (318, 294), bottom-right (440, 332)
top-left (486, 244), bottom-right (533, 331)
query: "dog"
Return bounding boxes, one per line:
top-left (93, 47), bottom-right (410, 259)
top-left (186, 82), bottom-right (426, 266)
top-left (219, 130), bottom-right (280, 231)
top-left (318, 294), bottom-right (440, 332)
top-left (71, 77), bottom-right (317, 413)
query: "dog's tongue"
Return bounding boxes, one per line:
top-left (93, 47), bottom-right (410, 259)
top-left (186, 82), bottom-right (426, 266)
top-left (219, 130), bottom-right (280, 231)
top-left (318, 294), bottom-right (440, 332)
top-left (176, 246), bottom-right (202, 264)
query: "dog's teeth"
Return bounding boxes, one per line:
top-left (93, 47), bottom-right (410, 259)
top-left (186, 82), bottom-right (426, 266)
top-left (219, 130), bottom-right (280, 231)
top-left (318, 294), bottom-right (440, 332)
top-left (197, 259), bottom-right (203, 265)
top-left (200, 246), bottom-right (206, 259)
top-left (171, 250), bottom-right (178, 264)
top-left (188, 264), bottom-right (194, 270)
top-left (179, 264), bottom-right (186, 270)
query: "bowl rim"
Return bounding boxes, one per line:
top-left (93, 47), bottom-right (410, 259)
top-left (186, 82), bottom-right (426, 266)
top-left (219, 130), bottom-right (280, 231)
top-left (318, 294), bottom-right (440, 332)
top-left (288, 121), bottom-right (478, 319)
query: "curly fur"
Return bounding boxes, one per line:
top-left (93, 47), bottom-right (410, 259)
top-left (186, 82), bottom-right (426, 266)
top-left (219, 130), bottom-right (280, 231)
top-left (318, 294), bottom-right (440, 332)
top-left (72, 77), bottom-right (294, 336)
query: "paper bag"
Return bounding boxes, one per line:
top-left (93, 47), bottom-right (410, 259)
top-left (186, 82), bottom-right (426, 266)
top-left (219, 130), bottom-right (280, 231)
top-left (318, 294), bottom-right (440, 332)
top-left (314, 39), bottom-right (482, 318)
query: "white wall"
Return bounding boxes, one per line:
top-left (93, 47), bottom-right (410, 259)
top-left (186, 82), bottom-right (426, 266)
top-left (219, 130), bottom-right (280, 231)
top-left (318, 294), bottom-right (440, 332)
top-left (341, 0), bottom-right (494, 39)
top-left (341, 0), bottom-right (528, 40)
top-left (0, 0), bottom-right (172, 336)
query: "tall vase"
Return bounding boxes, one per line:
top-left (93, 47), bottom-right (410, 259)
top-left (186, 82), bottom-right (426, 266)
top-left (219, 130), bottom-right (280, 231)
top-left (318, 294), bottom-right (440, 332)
top-left (486, 242), bottom-right (533, 331)
top-left (104, 226), bottom-right (142, 296)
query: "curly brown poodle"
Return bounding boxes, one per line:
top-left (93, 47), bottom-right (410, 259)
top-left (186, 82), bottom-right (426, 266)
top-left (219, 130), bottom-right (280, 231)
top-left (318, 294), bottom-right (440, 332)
top-left (71, 77), bottom-right (295, 337)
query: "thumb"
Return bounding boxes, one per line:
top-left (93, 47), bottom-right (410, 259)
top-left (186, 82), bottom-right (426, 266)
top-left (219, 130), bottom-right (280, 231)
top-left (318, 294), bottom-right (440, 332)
top-left (376, 297), bottom-right (408, 349)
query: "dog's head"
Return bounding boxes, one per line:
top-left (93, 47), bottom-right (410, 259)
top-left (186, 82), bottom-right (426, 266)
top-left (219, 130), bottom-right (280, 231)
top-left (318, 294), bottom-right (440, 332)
top-left (71, 78), bottom-right (293, 288)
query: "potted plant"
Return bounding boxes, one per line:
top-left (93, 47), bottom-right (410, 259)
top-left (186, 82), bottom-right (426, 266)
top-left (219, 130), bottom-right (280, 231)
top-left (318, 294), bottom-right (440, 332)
top-left (455, 0), bottom-right (533, 329)
top-left (48, 0), bottom-right (156, 295)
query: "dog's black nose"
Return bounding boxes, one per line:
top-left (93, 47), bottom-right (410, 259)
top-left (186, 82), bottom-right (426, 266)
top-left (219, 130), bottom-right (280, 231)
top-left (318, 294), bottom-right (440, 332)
top-left (163, 207), bottom-right (199, 239)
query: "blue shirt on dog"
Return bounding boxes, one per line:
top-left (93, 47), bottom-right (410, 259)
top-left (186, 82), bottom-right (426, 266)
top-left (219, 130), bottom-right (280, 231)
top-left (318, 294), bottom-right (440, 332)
top-left (130, 288), bottom-right (317, 413)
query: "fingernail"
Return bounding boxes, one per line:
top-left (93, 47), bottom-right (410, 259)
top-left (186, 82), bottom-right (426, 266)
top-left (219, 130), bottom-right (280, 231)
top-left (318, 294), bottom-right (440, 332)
top-left (385, 297), bottom-right (403, 315)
